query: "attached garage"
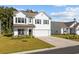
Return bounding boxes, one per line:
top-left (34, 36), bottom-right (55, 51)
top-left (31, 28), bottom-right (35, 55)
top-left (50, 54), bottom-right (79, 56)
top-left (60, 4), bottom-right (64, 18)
top-left (33, 29), bottom-right (50, 36)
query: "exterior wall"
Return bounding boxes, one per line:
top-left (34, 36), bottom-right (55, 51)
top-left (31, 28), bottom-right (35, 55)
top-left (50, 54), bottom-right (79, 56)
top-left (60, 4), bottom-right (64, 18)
top-left (13, 12), bottom-right (51, 36)
top-left (61, 28), bottom-right (64, 34)
top-left (76, 25), bottom-right (79, 35)
top-left (76, 30), bottom-right (79, 35)
top-left (51, 22), bottom-right (61, 34)
top-left (13, 28), bottom-right (18, 36)
top-left (13, 12), bottom-right (33, 25)
top-left (13, 27), bottom-right (29, 36)
top-left (61, 28), bottom-right (70, 34)
top-left (33, 12), bottom-right (51, 36)
top-left (13, 12), bottom-right (26, 24)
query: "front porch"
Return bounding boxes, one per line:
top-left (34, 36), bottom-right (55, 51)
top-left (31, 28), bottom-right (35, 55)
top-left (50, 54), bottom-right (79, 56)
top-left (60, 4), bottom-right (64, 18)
top-left (13, 24), bottom-right (35, 36)
top-left (13, 27), bottom-right (33, 36)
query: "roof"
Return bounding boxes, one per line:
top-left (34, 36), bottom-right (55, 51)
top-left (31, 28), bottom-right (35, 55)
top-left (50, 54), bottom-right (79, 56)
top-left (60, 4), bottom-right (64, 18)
top-left (73, 23), bottom-right (79, 28)
top-left (51, 21), bottom-right (79, 28)
top-left (13, 24), bottom-right (35, 28)
top-left (13, 10), bottom-right (38, 18)
top-left (13, 10), bottom-right (51, 19)
top-left (64, 21), bottom-right (75, 27)
top-left (51, 21), bottom-right (68, 28)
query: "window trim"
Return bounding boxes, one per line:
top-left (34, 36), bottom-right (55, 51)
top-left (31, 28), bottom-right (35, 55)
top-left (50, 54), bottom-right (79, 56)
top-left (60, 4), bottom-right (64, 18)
top-left (15, 17), bottom-right (26, 23)
top-left (35, 19), bottom-right (41, 24)
top-left (43, 20), bottom-right (49, 24)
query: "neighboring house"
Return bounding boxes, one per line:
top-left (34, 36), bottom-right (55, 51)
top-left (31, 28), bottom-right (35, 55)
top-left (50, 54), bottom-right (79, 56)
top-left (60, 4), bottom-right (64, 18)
top-left (13, 10), bottom-right (51, 37)
top-left (51, 20), bottom-right (79, 35)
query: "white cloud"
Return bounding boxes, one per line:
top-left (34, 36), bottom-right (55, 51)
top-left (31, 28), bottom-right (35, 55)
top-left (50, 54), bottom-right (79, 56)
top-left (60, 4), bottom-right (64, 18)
top-left (51, 7), bottom-right (79, 22)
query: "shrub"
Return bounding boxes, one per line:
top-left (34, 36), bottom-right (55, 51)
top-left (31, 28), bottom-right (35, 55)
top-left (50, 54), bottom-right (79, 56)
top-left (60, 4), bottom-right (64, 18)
top-left (22, 39), bottom-right (27, 42)
top-left (53, 34), bottom-right (79, 39)
top-left (4, 33), bottom-right (12, 37)
top-left (12, 35), bottom-right (35, 40)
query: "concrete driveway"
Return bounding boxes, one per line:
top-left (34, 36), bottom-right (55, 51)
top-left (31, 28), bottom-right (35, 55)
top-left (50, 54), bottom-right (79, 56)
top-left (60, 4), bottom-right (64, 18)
top-left (30, 36), bottom-right (79, 54)
top-left (38, 36), bottom-right (79, 48)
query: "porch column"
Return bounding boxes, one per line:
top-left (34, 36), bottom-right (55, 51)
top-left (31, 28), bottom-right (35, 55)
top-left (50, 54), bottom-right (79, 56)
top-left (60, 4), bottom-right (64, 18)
top-left (27, 28), bottom-right (29, 35)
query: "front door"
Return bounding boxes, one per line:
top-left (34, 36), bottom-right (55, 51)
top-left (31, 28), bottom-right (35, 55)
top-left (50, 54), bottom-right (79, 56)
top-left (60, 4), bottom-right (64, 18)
top-left (29, 29), bottom-right (32, 35)
top-left (18, 29), bottom-right (24, 35)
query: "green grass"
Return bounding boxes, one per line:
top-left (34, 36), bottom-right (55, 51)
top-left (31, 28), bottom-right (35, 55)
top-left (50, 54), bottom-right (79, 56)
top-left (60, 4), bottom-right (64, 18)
top-left (52, 34), bottom-right (79, 41)
top-left (0, 36), bottom-right (54, 54)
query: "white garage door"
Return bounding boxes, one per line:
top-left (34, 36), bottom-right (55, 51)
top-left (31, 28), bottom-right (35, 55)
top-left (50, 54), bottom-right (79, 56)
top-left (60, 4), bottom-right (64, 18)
top-left (33, 29), bottom-right (50, 36)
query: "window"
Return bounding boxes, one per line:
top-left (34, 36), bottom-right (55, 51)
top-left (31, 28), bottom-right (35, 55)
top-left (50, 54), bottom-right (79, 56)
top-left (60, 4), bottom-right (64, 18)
top-left (18, 18), bottom-right (21, 23)
top-left (29, 18), bottom-right (32, 23)
top-left (64, 28), bottom-right (67, 32)
top-left (43, 20), bottom-right (49, 24)
top-left (15, 17), bottom-right (25, 23)
top-left (35, 19), bottom-right (41, 24)
top-left (22, 18), bottom-right (24, 23)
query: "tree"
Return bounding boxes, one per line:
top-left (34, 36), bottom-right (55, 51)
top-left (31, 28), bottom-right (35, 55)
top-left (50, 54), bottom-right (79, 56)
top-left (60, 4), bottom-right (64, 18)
top-left (0, 6), bottom-right (17, 35)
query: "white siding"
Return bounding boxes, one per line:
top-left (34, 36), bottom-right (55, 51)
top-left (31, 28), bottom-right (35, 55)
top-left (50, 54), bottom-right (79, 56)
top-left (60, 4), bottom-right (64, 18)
top-left (15, 12), bottom-right (26, 17)
top-left (13, 11), bottom-right (51, 36)
top-left (13, 28), bottom-right (18, 36)
top-left (33, 29), bottom-right (50, 36)
top-left (61, 28), bottom-right (64, 34)
top-left (76, 30), bottom-right (79, 35)
top-left (33, 12), bottom-right (51, 36)
top-left (76, 25), bottom-right (79, 35)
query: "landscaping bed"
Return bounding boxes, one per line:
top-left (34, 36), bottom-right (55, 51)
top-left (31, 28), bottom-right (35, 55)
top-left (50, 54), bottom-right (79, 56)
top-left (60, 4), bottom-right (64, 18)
top-left (52, 34), bottom-right (79, 41)
top-left (0, 36), bottom-right (54, 54)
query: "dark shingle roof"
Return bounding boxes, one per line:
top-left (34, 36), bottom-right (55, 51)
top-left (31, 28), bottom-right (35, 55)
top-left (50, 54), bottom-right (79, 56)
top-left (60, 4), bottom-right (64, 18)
top-left (51, 21), bottom-right (79, 28)
top-left (51, 21), bottom-right (68, 28)
top-left (64, 21), bottom-right (75, 27)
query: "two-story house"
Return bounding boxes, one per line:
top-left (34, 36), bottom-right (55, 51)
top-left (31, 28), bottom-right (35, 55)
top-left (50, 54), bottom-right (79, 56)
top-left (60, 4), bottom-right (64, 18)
top-left (13, 10), bottom-right (51, 37)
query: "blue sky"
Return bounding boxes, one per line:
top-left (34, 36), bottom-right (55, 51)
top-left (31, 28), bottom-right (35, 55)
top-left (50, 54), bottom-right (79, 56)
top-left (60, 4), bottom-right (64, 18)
top-left (1, 5), bottom-right (79, 22)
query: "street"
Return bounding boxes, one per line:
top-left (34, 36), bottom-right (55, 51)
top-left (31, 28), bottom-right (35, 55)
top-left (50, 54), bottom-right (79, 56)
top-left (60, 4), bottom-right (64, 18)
top-left (30, 45), bottom-right (79, 54)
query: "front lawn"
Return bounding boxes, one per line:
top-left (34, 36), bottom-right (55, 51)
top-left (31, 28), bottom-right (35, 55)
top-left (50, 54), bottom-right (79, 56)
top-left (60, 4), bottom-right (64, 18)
top-left (52, 34), bottom-right (79, 41)
top-left (0, 36), bottom-right (54, 54)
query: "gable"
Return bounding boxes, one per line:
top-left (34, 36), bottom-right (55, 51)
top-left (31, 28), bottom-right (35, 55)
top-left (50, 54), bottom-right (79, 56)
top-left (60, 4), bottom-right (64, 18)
top-left (15, 12), bottom-right (26, 17)
top-left (35, 12), bottom-right (51, 20)
top-left (70, 22), bottom-right (77, 28)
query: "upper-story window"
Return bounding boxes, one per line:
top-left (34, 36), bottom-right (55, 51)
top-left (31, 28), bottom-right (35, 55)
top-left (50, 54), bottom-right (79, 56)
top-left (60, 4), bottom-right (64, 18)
top-left (35, 19), bottom-right (41, 24)
top-left (43, 20), bottom-right (49, 24)
top-left (22, 18), bottom-right (24, 23)
top-left (29, 18), bottom-right (32, 23)
top-left (15, 17), bottom-right (26, 23)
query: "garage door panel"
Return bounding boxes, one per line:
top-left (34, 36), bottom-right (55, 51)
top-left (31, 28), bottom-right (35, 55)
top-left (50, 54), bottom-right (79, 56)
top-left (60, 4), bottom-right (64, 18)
top-left (33, 29), bottom-right (49, 36)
